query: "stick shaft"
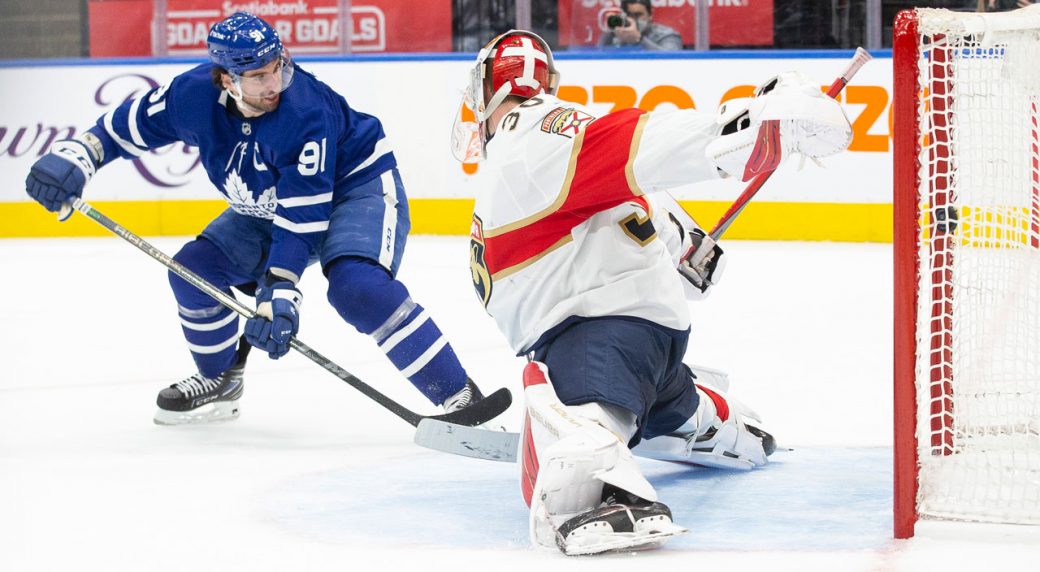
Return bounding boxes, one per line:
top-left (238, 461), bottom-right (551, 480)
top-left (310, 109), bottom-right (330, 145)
top-left (69, 198), bottom-right (426, 426)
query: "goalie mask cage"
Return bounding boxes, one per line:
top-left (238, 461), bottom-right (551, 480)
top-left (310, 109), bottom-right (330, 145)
top-left (894, 6), bottom-right (1040, 539)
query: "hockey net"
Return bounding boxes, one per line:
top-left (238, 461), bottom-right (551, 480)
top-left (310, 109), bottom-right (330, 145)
top-left (893, 6), bottom-right (1040, 538)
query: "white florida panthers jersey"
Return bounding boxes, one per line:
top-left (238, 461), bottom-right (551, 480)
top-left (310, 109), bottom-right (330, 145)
top-left (469, 94), bottom-right (722, 354)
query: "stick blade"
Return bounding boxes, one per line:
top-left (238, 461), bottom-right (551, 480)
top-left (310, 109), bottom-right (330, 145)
top-left (423, 387), bottom-right (512, 427)
top-left (414, 419), bottom-right (520, 462)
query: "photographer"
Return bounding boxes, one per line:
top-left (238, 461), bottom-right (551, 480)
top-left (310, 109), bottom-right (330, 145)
top-left (977, 0), bottom-right (1034, 11)
top-left (597, 0), bottom-right (682, 51)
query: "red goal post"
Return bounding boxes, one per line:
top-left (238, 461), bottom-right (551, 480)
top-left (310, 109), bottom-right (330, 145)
top-left (894, 6), bottom-right (1040, 539)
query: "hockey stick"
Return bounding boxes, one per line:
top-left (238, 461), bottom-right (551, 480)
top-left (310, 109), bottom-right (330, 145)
top-left (414, 417), bottom-right (520, 462)
top-left (61, 198), bottom-right (511, 434)
top-left (684, 48), bottom-right (873, 271)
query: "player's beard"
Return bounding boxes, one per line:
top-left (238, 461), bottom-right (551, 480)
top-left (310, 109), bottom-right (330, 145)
top-left (242, 91), bottom-right (281, 113)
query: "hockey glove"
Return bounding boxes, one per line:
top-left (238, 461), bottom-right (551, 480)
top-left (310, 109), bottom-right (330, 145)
top-left (679, 228), bottom-right (726, 294)
top-left (705, 72), bottom-right (852, 181)
top-left (245, 277), bottom-right (303, 359)
top-left (26, 136), bottom-right (103, 220)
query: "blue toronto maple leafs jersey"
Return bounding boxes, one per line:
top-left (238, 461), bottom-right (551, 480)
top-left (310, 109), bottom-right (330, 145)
top-left (86, 63), bottom-right (397, 280)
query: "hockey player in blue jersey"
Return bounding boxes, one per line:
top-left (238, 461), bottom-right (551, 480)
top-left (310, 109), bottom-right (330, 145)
top-left (25, 12), bottom-right (497, 425)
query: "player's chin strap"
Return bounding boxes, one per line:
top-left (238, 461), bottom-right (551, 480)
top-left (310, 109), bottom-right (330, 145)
top-left (223, 85), bottom-right (268, 117)
top-left (55, 198), bottom-right (513, 447)
top-left (225, 83), bottom-right (248, 105)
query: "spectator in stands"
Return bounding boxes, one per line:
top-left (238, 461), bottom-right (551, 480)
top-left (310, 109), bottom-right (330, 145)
top-left (979, 0), bottom-right (1033, 10)
top-left (598, 0), bottom-right (682, 51)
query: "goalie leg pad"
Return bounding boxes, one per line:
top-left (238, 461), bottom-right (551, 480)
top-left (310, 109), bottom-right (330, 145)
top-left (521, 362), bottom-right (661, 551)
top-left (633, 381), bottom-right (774, 470)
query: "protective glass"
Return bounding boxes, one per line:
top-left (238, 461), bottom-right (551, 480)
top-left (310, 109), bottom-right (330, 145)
top-left (231, 51), bottom-right (295, 98)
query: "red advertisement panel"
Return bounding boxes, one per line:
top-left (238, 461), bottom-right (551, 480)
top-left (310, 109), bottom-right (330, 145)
top-left (88, 1), bottom-right (154, 58)
top-left (88, 0), bottom-right (451, 57)
top-left (559, 0), bottom-right (774, 48)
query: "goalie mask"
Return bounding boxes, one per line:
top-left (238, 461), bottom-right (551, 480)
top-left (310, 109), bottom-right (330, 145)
top-left (451, 30), bottom-right (560, 163)
top-left (207, 12), bottom-right (295, 101)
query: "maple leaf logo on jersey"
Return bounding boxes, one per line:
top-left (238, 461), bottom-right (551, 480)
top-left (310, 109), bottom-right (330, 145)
top-left (540, 107), bottom-right (595, 139)
top-left (223, 170), bottom-right (277, 219)
top-left (470, 215), bottom-right (493, 308)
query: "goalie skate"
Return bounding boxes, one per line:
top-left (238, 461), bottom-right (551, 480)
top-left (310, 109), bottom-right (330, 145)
top-left (555, 486), bottom-right (688, 556)
top-left (154, 343), bottom-right (248, 426)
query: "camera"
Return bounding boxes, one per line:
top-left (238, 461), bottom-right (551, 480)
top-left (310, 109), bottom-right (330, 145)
top-left (606, 13), bottom-right (629, 29)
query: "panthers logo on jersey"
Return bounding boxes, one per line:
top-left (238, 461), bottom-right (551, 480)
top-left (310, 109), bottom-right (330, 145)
top-left (470, 215), bottom-right (493, 307)
top-left (540, 107), bottom-right (595, 139)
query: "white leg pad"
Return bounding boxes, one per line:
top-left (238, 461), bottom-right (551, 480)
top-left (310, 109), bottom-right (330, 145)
top-left (634, 428), bottom-right (762, 470)
top-left (521, 362), bottom-right (658, 550)
top-left (633, 383), bottom-right (769, 470)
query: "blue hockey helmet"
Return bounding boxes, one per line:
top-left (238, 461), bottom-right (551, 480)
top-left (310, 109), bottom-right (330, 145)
top-left (208, 12), bottom-right (295, 103)
top-left (207, 12), bottom-right (284, 74)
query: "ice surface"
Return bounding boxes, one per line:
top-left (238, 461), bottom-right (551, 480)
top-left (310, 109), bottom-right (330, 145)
top-left (3, 235), bottom-right (1038, 571)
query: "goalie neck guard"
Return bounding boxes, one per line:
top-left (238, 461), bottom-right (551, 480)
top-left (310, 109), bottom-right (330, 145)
top-left (450, 30), bottom-right (561, 164)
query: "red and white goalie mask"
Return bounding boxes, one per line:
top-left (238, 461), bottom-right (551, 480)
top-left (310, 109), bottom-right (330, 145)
top-left (450, 30), bottom-right (560, 164)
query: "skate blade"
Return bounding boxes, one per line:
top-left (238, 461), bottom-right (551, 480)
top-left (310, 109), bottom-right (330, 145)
top-left (153, 400), bottom-right (241, 426)
top-left (561, 520), bottom-right (689, 556)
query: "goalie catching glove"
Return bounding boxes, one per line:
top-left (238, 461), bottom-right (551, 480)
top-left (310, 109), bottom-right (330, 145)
top-left (705, 71), bottom-right (853, 181)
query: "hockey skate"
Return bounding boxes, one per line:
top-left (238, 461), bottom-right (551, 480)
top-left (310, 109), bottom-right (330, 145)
top-left (154, 343), bottom-right (249, 426)
top-left (634, 382), bottom-right (776, 470)
top-left (441, 378), bottom-right (484, 413)
top-left (442, 378), bottom-right (508, 431)
top-left (555, 485), bottom-right (688, 556)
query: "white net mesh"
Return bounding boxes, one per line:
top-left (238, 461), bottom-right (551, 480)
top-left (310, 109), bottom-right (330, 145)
top-left (913, 6), bottom-right (1040, 525)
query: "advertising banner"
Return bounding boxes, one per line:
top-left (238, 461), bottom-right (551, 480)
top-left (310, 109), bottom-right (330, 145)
top-left (1, 54), bottom-right (893, 239)
top-left (87, 0), bottom-right (451, 57)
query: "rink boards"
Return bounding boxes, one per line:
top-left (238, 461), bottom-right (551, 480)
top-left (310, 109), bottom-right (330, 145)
top-left (0, 51), bottom-right (893, 241)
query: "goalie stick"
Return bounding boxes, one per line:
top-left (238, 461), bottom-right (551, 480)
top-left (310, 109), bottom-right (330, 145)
top-left (60, 198), bottom-right (512, 448)
top-left (684, 47), bottom-right (873, 270)
top-left (414, 420), bottom-right (791, 464)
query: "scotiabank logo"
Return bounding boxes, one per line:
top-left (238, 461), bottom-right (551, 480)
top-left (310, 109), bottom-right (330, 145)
top-left (351, 7), bottom-right (385, 52)
top-left (164, 3), bottom-right (386, 52)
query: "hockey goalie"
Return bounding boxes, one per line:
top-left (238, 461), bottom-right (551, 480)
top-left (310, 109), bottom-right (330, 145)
top-left (451, 31), bottom-right (852, 554)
